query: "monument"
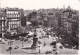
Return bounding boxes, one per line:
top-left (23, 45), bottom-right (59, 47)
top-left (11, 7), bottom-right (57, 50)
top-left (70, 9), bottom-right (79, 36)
top-left (31, 29), bottom-right (38, 49)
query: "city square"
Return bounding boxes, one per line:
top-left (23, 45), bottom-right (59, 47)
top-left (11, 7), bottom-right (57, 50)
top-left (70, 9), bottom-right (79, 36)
top-left (0, 0), bottom-right (79, 54)
top-left (0, 27), bottom-right (79, 54)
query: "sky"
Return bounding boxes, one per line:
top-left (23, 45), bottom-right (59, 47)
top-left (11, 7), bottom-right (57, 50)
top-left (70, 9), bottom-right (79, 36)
top-left (0, 0), bottom-right (80, 10)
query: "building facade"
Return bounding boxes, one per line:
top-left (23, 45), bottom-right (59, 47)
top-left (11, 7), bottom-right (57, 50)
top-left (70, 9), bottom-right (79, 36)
top-left (61, 7), bottom-right (79, 47)
top-left (6, 8), bottom-right (23, 32)
top-left (0, 8), bottom-right (6, 38)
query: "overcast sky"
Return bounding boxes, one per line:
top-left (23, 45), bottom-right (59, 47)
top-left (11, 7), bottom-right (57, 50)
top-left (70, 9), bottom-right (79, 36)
top-left (0, 0), bottom-right (80, 10)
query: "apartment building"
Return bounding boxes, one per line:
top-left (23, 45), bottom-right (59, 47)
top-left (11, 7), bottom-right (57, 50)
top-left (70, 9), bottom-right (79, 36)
top-left (0, 8), bottom-right (6, 38)
top-left (6, 8), bottom-right (24, 32)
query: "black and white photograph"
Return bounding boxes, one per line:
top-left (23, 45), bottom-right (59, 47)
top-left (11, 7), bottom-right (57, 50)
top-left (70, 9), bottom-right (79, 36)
top-left (0, 0), bottom-right (79, 55)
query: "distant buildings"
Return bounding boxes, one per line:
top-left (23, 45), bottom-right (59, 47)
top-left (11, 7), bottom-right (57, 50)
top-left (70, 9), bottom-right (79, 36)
top-left (61, 7), bottom-right (79, 38)
top-left (24, 10), bottom-right (33, 16)
top-left (0, 7), bottom-right (79, 40)
top-left (60, 7), bottom-right (79, 48)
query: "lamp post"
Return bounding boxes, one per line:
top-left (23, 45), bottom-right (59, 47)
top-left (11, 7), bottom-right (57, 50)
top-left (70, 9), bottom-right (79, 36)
top-left (21, 27), bottom-right (26, 47)
top-left (22, 36), bottom-right (23, 47)
top-left (44, 36), bottom-right (45, 46)
top-left (42, 33), bottom-right (45, 46)
top-left (7, 32), bottom-right (12, 55)
top-left (39, 45), bottom-right (40, 53)
top-left (9, 41), bottom-right (12, 55)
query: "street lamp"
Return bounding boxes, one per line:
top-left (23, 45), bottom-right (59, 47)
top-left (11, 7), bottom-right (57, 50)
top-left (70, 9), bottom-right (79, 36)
top-left (42, 33), bottom-right (46, 46)
top-left (9, 41), bottom-right (12, 55)
top-left (39, 45), bottom-right (40, 53)
top-left (22, 38), bottom-right (24, 47)
top-left (6, 32), bottom-right (12, 55)
top-left (44, 37), bottom-right (46, 46)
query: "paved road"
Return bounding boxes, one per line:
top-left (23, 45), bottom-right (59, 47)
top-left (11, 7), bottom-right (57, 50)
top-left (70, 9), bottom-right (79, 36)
top-left (0, 37), bottom-right (79, 54)
top-left (0, 28), bottom-right (79, 54)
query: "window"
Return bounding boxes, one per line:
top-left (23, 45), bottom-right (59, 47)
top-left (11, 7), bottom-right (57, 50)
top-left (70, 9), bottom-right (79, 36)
top-left (13, 15), bottom-right (15, 17)
top-left (14, 22), bottom-right (16, 24)
top-left (12, 22), bottom-right (14, 24)
top-left (2, 17), bottom-right (4, 20)
top-left (10, 25), bottom-right (12, 28)
top-left (0, 17), bottom-right (2, 20)
top-left (15, 15), bottom-right (17, 17)
top-left (17, 15), bottom-right (19, 17)
top-left (0, 27), bottom-right (2, 31)
top-left (48, 13), bottom-right (53, 15)
top-left (13, 25), bottom-right (14, 28)
top-left (9, 22), bottom-right (11, 25)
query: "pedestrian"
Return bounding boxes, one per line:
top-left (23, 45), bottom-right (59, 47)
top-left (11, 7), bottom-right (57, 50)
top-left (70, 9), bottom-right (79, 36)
top-left (52, 37), bottom-right (57, 51)
top-left (44, 42), bottom-right (46, 46)
top-left (8, 40), bottom-right (13, 45)
top-left (72, 45), bottom-right (76, 49)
